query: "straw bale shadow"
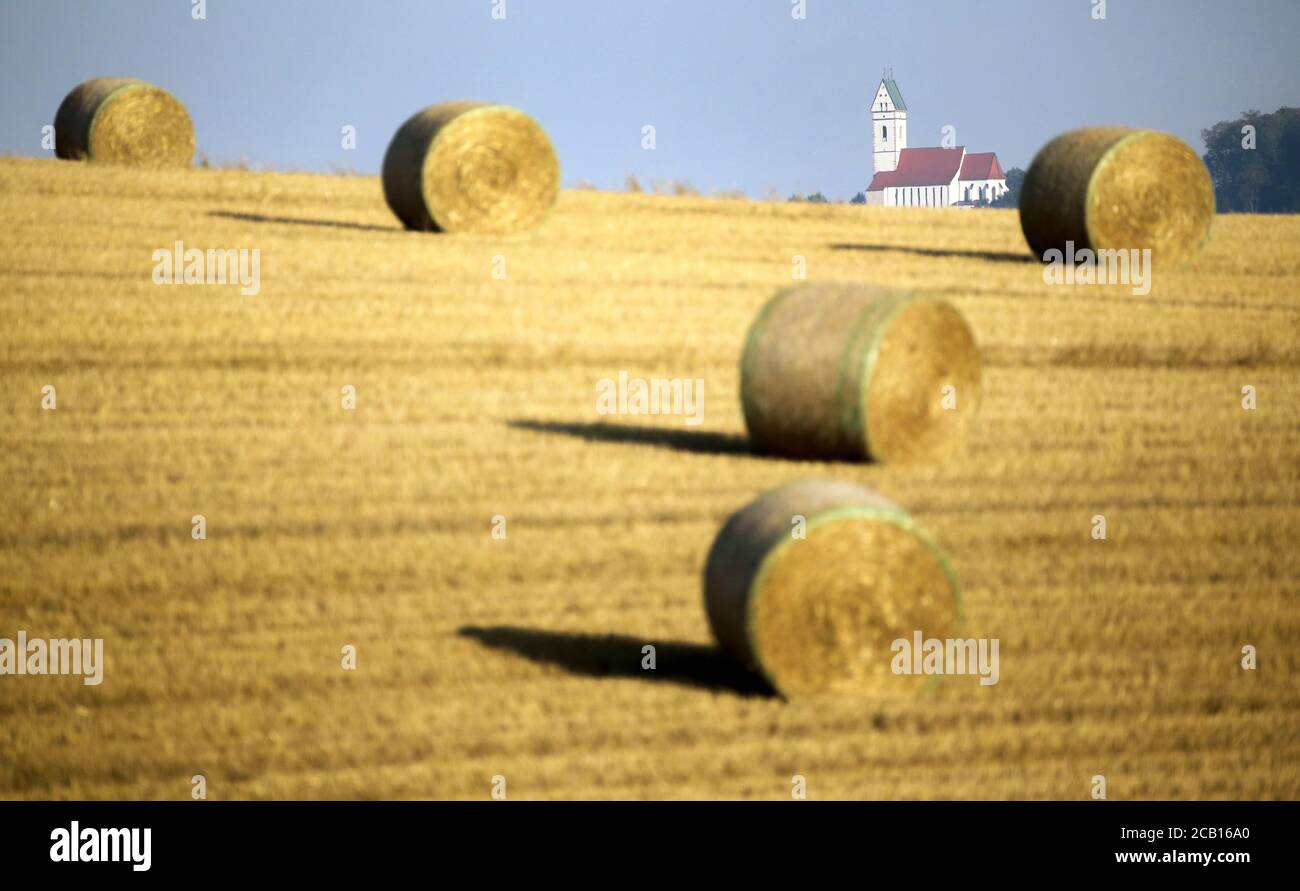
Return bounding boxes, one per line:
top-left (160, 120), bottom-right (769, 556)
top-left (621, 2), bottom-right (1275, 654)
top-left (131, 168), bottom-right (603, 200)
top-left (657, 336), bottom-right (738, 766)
top-left (831, 242), bottom-right (1035, 264)
top-left (508, 419), bottom-right (753, 457)
top-left (458, 626), bottom-right (773, 697)
top-left (509, 419), bottom-right (872, 465)
top-left (208, 210), bottom-right (399, 234)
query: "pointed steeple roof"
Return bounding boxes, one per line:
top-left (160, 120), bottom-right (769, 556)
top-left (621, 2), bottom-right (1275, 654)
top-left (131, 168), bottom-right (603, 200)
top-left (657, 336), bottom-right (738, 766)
top-left (878, 73), bottom-right (906, 111)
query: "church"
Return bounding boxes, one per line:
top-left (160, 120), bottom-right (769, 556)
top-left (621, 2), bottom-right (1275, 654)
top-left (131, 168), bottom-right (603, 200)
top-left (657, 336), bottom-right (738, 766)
top-left (864, 75), bottom-right (1008, 206)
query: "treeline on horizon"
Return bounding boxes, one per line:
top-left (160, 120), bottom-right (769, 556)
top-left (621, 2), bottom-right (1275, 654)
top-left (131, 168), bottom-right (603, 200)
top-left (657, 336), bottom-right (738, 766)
top-left (1202, 106), bottom-right (1300, 214)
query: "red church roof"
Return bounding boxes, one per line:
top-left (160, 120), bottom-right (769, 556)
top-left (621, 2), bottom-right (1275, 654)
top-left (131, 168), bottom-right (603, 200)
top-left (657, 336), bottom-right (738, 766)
top-left (959, 152), bottom-right (1004, 181)
top-left (867, 146), bottom-right (966, 191)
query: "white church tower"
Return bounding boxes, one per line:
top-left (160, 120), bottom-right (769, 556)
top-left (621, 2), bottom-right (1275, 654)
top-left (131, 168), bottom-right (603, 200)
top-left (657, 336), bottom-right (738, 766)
top-left (871, 69), bottom-right (907, 174)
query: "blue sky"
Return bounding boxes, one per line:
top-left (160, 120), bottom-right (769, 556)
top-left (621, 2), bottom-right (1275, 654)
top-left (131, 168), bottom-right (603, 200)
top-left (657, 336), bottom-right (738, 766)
top-left (1, 0), bottom-right (1296, 199)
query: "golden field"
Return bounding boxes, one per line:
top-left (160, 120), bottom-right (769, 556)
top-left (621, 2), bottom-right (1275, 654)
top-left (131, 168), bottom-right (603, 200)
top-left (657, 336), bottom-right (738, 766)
top-left (0, 155), bottom-right (1297, 799)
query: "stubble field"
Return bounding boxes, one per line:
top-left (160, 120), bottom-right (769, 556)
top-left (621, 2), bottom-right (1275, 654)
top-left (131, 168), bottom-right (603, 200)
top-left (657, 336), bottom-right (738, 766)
top-left (1, 155), bottom-right (1297, 799)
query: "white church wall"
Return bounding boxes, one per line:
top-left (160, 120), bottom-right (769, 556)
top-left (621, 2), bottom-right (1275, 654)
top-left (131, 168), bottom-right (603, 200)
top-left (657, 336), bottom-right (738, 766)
top-left (957, 178), bottom-right (1009, 204)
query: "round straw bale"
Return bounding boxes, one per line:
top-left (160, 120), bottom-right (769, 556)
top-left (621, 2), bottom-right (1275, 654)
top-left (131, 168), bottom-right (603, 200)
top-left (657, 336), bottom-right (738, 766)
top-left (54, 77), bottom-right (194, 166)
top-left (1019, 127), bottom-right (1214, 266)
top-left (740, 282), bottom-right (980, 463)
top-left (381, 101), bottom-right (559, 233)
top-left (704, 480), bottom-right (960, 697)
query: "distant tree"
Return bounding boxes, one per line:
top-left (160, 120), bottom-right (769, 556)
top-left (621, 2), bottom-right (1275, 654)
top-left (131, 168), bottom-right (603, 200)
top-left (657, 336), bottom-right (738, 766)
top-left (849, 191), bottom-right (867, 205)
top-left (989, 167), bottom-right (1025, 208)
top-left (805, 192), bottom-right (830, 204)
top-left (1202, 106), bottom-right (1300, 213)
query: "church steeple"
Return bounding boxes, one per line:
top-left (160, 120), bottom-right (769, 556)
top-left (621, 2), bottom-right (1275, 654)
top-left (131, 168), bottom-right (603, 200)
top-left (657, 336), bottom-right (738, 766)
top-left (871, 70), bottom-right (907, 174)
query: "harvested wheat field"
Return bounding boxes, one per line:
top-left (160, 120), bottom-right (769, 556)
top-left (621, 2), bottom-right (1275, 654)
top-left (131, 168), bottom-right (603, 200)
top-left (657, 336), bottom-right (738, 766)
top-left (0, 155), bottom-right (1297, 800)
